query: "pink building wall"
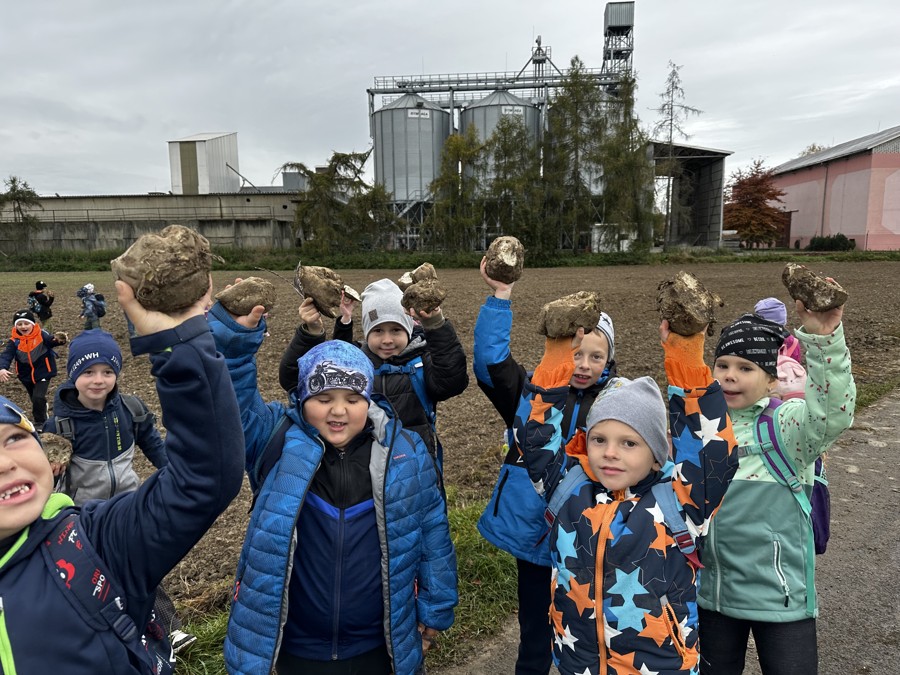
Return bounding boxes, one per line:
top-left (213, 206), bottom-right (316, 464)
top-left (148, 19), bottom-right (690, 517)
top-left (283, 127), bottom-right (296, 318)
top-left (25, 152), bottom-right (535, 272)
top-left (773, 152), bottom-right (900, 250)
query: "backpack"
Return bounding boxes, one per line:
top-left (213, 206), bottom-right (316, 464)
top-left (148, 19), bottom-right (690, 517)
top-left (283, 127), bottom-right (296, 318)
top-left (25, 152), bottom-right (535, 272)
top-left (775, 353), bottom-right (807, 401)
top-left (55, 394), bottom-right (151, 443)
top-left (544, 464), bottom-right (704, 570)
top-left (751, 398), bottom-right (830, 555)
top-left (28, 294), bottom-right (42, 315)
top-left (93, 293), bottom-right (107, 318)
top-left (42, 513), bottom-right (175, 674)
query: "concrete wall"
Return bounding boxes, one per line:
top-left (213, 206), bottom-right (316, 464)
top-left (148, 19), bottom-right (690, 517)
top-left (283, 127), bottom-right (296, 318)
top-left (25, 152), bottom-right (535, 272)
top-left (0, 219), bottom-right (296, 255)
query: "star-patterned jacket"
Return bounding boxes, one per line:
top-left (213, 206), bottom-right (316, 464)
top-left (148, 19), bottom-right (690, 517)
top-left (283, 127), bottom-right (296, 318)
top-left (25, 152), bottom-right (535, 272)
top-left (515, 334), bottom-right (737, 675)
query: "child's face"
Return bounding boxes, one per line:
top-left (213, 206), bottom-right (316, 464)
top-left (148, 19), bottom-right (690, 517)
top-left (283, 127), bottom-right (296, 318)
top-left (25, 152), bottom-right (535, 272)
top-left (0, 423), bottom-right (53, 540)
top-left (570, 330), bottom-right (610, 389)
top-left (366, 322), bottom-right (410, 360)
top-left (714, 354), bottom-right (777, 410)
top-left (586, 419), bottom-right (659, 492)
top-left (303, 388), bottom-right (369, 449)
top-left (14, 320), bottom-right (34, 335)
top-left (75, 365), bottom-right (118, 408)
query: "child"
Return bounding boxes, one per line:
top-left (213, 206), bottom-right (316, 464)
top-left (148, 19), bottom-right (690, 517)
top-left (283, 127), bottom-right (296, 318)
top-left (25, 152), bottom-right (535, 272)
top-left (28, 279), bottom-right (55, 331)
top-left (517, 321), bottom-right (738, 675)
top-left (208, 300), bottom-right (458, 675)
top-left (278, 277), bottom-right (468, 468)
top-left (43, 329), bottom-right (168, 503)
top-left (0, 309), bottom-right (67, 427)
top-left (0, 279), bottom-right (244, 674)
top-left (697, 297), bottom-right (854, 674)
top-left (755, 296), bottom-right (803, 362)
top-left (42, 328), bottom-right (196, 653)
top-left (472, 257), bottom-right (617, 675)
top-left (77, 283), bottom-right (102, 330)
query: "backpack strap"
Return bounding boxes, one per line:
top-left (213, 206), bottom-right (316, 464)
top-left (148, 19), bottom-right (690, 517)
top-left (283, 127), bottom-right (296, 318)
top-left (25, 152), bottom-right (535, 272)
top-left (741, 398), bottom-right (816, 614)
top-left (41, 514), bottom-right (175, 674)
top-left (248, 414), bottom-right (293, 511)
top-left (544, 464), bottom-right (588, 527)
top-left (55, 417), bottom-right (75, 442)
top-left (120, 395), bottom-right (151, 426)
top-left (374, 357), bottom-right (435, 425)
top-left (651, 482), bottom-right (703, 570)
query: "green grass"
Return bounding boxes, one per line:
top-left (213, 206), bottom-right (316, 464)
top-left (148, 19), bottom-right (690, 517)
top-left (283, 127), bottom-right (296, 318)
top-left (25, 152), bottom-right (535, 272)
top-left (856, 376), bottom-right (900, 410)
top-left (177, 489), bottom-right (517, 673)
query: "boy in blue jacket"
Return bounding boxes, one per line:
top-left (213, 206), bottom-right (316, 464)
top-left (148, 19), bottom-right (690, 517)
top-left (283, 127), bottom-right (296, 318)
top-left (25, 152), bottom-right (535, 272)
top-left (0, 279), bottom-right (244, 674)
top-left (208, 298), bottom-right (457, 675)
top-left (472, 258), bottom-right (617, 675)
top-left (44, 329), bottom-right (168, 504)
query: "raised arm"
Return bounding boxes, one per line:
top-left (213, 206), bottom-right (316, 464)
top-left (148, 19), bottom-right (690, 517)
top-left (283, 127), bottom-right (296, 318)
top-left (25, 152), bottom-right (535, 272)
top-left (661, 321), bottom-right (738, 533)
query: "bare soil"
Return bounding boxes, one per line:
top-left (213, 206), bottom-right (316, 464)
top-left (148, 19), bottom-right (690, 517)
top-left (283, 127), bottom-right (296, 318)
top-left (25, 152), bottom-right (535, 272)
top-left (2, 261), bottom-right (898, 626)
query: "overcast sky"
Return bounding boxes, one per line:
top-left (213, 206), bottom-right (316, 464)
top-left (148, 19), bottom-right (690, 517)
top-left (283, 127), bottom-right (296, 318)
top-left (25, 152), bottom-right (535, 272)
top-left (2, 0), bottom-right (897, 196)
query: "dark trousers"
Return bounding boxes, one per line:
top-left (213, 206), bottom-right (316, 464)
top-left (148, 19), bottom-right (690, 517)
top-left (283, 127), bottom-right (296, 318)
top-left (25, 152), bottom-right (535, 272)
top-left (515, 558), bottom-right (553, 675)
top-left (21, 378), bottom-right (50, 427)
top-left (276, 645), bottom-right (392, 675)
top-left (698, 608), bottom-right (818, 675)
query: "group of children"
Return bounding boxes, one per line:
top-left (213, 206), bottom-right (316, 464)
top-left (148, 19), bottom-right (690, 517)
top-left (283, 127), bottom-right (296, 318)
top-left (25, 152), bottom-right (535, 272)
top-left (0, 256), bottom-right (855, 675)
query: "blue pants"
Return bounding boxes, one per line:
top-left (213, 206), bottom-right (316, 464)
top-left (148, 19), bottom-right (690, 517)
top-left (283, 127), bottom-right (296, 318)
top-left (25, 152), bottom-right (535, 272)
top-left (698, 607), bottom-right (818, 675)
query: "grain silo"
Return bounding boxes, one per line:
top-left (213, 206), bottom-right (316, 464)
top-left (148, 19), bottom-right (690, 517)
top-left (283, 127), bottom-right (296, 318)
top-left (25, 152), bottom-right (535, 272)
top-left (459, 90), bottom-right (540, 187)
top-left (372, 93), bottom-right (451, 203)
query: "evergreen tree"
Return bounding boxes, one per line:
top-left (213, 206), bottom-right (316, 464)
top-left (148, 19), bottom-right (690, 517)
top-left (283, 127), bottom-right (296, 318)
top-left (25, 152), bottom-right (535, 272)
top-left (544, 56), bottom-right (606, 252)
top-left (426, 125), bottom-right (484, 251)
top-left (592, 75), bottom-right (657, 247)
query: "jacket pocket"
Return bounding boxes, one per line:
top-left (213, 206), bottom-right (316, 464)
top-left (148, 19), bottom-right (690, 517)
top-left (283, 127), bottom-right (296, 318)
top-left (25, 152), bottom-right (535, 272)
top-left (660, 595), bottom-right (688, 660)
top-left (772, 538), bottom-right (791, 608)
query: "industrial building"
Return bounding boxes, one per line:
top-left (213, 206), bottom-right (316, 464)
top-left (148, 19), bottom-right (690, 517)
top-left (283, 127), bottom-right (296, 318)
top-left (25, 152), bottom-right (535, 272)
top-left (772, 124), bottom-right (900, 250)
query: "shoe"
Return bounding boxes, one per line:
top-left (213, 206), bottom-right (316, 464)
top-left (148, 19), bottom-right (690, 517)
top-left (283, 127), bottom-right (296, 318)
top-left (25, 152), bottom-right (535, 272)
top-left (170, 630), bottom-right (198, 655)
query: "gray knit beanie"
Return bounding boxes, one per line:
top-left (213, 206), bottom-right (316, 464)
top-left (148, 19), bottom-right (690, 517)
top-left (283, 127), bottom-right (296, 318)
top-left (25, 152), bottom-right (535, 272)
top-left (595, 311), bottom-right (615, 361)
top-left (361, 279), bottom-right (414, 338)
top-left (585, 376), bottom-right (669, 467)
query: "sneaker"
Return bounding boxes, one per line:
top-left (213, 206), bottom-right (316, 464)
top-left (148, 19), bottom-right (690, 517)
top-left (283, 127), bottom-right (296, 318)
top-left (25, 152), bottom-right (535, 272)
top-left (169, 630), bottom-right (198, 655)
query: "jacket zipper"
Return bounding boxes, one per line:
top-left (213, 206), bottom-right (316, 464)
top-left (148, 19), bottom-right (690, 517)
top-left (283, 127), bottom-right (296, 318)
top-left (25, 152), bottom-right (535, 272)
top-left (594, 499), bottom-right (619, 673)
top-left (772, 540), bottom-right (790, 607)
top-left (0, 598), bottom-right (17, 675)
top-left (332, 449), bottom-right (347, 659)
top-left (105, 416), bottom-right (116, 497)
top-left (492, 469), bottom-right (509, 517)
top-left (660, 595), bottom-right (688, 660)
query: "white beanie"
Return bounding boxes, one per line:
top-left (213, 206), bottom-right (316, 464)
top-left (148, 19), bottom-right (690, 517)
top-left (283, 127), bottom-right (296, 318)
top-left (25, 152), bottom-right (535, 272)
top-left (595, 311), bottom-right (615, 361)
top-left (585, 376), bottom-right (668, 467)
top-left (361, 279), bottom-right (414, 338)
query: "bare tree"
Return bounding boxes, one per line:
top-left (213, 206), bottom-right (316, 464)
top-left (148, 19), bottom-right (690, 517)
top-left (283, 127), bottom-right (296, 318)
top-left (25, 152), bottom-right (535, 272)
top-left (652, 62), bottom-right (702, 248)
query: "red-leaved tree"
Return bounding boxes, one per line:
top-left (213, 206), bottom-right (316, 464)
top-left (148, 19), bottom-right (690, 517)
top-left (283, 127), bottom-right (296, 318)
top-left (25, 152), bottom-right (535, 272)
top-left (724, 159), bottom-right (788, 248)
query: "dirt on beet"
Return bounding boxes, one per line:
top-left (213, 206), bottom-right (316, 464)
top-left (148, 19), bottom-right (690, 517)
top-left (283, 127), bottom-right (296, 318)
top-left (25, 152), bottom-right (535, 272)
top-left (1, 261), bottom-right (898, 620)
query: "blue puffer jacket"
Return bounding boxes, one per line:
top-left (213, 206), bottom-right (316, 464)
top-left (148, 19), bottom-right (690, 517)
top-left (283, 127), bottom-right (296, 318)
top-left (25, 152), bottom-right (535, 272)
top-left (473, 296), bottom-right (614, 566)
top-left (208, 304), bottom-right (457, 675)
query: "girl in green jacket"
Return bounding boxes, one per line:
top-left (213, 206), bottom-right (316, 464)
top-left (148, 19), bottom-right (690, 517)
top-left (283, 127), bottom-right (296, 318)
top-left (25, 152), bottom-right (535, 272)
top-left (697, 292), bottom-right (854, 675)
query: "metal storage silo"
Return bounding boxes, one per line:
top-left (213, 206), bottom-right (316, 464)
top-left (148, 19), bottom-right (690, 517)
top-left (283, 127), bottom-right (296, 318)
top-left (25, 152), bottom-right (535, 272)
top-left (459, 90), bottom-right (540, 187)
top-left (372, 93), bottom-right (451, 203)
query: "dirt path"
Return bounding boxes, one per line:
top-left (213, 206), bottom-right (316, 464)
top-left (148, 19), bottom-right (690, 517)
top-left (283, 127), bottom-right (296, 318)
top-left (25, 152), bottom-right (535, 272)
top-left (433, 389), bottom-right (900, 675)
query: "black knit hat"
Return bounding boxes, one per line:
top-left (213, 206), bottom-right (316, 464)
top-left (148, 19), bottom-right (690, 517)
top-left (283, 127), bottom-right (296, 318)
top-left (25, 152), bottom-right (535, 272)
top-left (13, 309), bottom-right (37, 325)
top-left (715, 313), bottom-right (787, 377)
top-left (35, 280), bottom-right (47, 290)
